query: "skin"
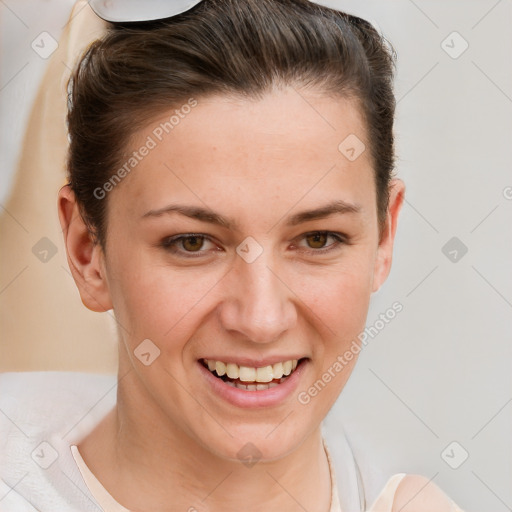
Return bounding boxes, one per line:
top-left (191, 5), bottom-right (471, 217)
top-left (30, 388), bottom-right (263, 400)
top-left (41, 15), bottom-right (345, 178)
top-left (59, 86), bottom-right (406, 512)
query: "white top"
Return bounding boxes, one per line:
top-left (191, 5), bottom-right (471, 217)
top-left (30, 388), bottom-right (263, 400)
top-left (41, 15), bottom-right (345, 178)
top-left (0, 372), bottom-right (463, 511)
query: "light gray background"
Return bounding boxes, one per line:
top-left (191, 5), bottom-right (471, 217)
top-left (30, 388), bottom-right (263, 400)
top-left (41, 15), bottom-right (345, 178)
top-left (1, 1), bottom-right (511, 510)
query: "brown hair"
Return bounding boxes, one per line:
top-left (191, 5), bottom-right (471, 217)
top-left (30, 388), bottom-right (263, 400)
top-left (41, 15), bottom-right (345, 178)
top-left (67, 0), bottom-right (396, 246)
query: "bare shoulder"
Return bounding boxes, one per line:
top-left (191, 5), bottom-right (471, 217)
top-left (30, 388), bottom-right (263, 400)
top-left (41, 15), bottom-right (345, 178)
top-left (392, 474), bottom-right (462, 512)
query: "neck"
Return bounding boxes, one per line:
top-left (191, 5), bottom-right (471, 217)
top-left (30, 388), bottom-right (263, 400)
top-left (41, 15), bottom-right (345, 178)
top-left (79, 373), bottom-right (332, 512)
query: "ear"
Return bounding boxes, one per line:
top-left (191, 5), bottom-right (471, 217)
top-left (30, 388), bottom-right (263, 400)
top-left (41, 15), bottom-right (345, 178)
top-left (372, 178), bottom-right (405, 293)
top-left (57, 185), bottom-right (113, 312)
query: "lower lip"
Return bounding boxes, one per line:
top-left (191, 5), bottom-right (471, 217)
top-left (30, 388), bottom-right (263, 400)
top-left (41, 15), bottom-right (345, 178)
top-left (197, 360), bottom-right (308, 408)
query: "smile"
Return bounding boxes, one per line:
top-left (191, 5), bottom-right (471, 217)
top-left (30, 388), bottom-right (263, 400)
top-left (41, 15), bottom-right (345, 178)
top-left (202, 358), bottom-right (301, 391)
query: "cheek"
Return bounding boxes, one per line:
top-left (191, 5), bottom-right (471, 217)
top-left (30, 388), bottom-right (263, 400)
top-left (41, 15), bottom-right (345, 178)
top-left (106, 251), bottom-right (226, 348)
top-left (298, 252), bottom-right (375, 341)
top-left (293, 260), bottom-right (373, 409)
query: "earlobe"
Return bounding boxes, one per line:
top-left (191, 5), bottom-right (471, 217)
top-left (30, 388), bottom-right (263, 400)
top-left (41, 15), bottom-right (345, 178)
top-left (372, 179), bottom-right (405, 293)
top-left (57, 185), bottom-right (113, 312)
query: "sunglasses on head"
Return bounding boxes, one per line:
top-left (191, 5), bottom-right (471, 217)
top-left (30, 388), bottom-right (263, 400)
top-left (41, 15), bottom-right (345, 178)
top-left (89, 0), bottom-right (339, 23)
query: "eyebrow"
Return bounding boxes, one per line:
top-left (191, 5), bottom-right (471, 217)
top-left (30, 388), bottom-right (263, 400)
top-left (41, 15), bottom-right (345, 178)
top-left (142, 199), bottom-right (361, 229)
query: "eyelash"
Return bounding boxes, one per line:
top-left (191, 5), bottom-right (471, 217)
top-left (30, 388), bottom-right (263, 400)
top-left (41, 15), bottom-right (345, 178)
top-left (160, 231), bottom-right (348, 258)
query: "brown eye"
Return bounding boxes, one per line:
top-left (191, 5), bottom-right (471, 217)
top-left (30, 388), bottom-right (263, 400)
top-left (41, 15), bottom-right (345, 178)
top-left (161, 233), bottom-right (218, 258)
top-left (305, 232), bottom-right (328, 249)
top-left (294, 231), bottom-right (346, 254)
top-left (181, 235), bottom-right (205, 252)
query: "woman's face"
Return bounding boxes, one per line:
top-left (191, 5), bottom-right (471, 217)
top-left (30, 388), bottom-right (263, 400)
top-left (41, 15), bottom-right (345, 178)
top-left (69, 87), bottom-right (403, 461)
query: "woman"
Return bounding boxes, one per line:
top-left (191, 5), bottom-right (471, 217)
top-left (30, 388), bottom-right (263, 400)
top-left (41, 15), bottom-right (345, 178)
top-left (1, 0), bottom-right (464, 510)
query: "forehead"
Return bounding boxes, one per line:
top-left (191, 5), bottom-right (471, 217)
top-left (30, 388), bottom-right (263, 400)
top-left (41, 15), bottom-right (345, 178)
top-left (115, 87), bottom-right (375, 220)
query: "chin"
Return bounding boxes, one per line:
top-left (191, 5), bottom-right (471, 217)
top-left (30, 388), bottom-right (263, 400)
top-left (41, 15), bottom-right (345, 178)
top-left (200, 424), bottom-right (312, 465)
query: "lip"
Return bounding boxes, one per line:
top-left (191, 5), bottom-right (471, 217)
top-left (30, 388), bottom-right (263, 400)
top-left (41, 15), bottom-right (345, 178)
top-left (197, 358), bottom-right (308, 409)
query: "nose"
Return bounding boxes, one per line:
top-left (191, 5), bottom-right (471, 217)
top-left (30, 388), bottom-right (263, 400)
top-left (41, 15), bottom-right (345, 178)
top-left (218, 252), bottom-right (298, 344)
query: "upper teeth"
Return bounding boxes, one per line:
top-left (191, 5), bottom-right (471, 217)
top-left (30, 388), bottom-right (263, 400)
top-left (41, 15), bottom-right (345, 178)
top-left (205, 359), bottom-right (298, 382)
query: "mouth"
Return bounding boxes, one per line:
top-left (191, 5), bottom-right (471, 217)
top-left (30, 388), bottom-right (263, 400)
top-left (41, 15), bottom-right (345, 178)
top-left (200, 358), bottom-right (306, 391)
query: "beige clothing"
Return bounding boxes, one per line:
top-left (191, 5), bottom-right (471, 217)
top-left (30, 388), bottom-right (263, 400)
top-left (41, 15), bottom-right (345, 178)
top-left (71, 443), bottom-right (463, 512)
top-left (70, 443), bottom-right (399, 512)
